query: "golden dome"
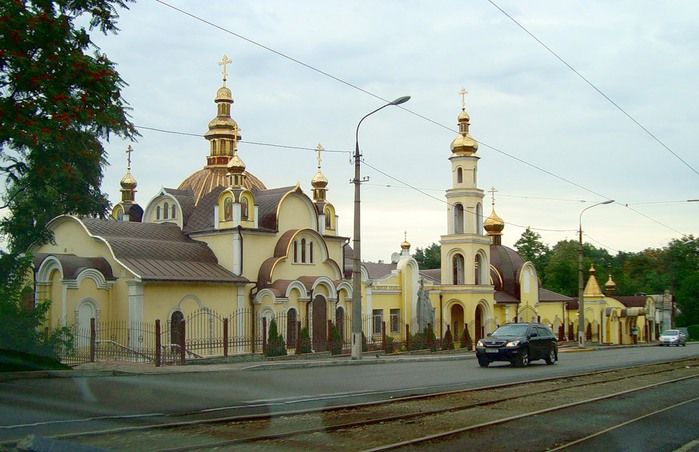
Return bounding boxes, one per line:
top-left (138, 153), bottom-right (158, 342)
top-left (216, 86), bottom-right (233, 102)
top-left (311, 169), bottom-right (328, 188)
top-left (484, 208), bottom-right (505, 235)
top-left (120, 170), bottom-right (137, 190)
top-left (179, 166), bottom-right (265, 205)
top-left (227, 152), bottom-right (246, 174)
top-left (401, 239), bottom-right (411, 250)
top-left (450, 109), bottom-right (478, 155)
top-left (605, 274), bottom-right (616, 289)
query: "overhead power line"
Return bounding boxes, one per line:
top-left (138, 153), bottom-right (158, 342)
top-left (486, 0), bottom-right (699, 178)
top-left (150, 0), bottom-right (688, 237)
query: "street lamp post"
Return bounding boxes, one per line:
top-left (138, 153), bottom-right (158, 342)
top-left (577, 199), bottom-right (614, 348)
top-left (351, 95), bottom-right (410, 360)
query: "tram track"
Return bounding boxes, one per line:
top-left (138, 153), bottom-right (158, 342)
top-left (16, 357), bottom-right (696, 451)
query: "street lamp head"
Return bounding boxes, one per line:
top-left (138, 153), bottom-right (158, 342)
top-left (601, 199), bottom-right (615, 205)
top-left (390, 95), bottom-right (411, 106)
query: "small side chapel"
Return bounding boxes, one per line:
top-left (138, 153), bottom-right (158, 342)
top-left (30, 57), bottom-right (653, 358)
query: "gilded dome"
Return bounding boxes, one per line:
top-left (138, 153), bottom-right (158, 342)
top-left (450, 109), bottom-right (478, 155)
top-left (216, 86), bottom-right (233, 102)
top-left (120, 170), bottom-right (137, 190)
top-left (227, 152), bottom-right (246, 174)
top-left (400, 239), bottom-right (411, 251)
top-left (605, 274), bottom-right (617, 289)
top-left (484, 208), bottom-right (505, 235)
top-left (179, 166), bottom-right (265, 205)
top-left (311, 169), bottom-right (328, 188)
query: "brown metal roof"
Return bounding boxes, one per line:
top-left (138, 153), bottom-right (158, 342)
top-left (494, 290), bottom-right (520, 304)
top-left (363, 261), bottom-right (397, 280)
top-left (164, 187), bottom-right (195, 225)
top-left (419, 269), bottom-right (441, 283)
top-left (539, 288), bottom-right (575, 302)
top-left (178, 166), bottom-right (266, 206)
top-left (255, 186), bottom-right (296, 231)
top-left (612, 296), bottom-right (648, 308)
top-left (490, 244), bottom-right (524, 298)
top-left (80, 218), bottom-right (245, 283)
top-left (183, 186), bottom-right (222, 233)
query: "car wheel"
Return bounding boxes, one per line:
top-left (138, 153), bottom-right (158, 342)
top-left (545, 348), bottom-right (556, 365)
top-left (515, 349), bottom-right (529, 367)
top-left (478, 358), bottom-right (490, 368)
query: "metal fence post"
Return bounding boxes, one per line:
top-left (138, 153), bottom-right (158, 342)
top-left (382, 321), bottom-right (386, 353)
top-left (223, 318), bottom-right (229, 357)
top-left (90, 318), bottom-right (96, 363)
top-left (405, 324), bottom-right (410, 350)
top-left (155, 319), bottom-right (161, 367)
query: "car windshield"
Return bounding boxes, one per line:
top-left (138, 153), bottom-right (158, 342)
top-left (663, 330), bottom-right (679, 336)
top-left (492, 324), bottom-right (530, 336)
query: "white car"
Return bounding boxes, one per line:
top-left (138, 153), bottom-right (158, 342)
top-left (659, 329), bottom-right (687, 346)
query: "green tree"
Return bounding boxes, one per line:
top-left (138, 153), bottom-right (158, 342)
top-left (265, 318), bottom-right (287, 357)
top-left (543, 240), bottom-right (579, 297)
top-left (514, 227), bottom-right (550, 280)
top-left (666, 235), bottom-right (699, 326)
top-left (0, 0), bottom-right (135, 363)
top-left (413, 242), bottom-right (440, 269)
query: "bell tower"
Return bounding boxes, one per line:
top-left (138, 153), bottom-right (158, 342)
top-left (440, 90), bottom-right (492, 288)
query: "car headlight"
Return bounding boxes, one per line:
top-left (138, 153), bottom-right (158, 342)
top-left (505, 340), bottom-right (520, 348)
top-left (476, 340), bottom-right (484, 347)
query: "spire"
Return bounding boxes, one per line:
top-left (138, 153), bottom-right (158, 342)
top-left (484, 186), bottom-right (505, 244)
top-left (583, 264), bottom-right (604, 297)
top-left (205, 55), bottom-right (242, 168)
top-left (311, 143), bottom-right (328, 202)
top-left (450, 87), bottom-right (478, 155)
top-left (604, 274), bottom-right (617, 296)
top-left (120, 145), bottom-right (137, 202)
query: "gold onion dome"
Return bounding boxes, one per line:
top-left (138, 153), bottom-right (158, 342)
top-left (401, 239), bottom-right (411, 250)
top-left (120, 170), bottom-right (137, 190)
top-left (311, 168), bottom-right (328, 188)
top-left (216, 86), bottom-right (233, 102)
top-left (450, 108), bottom-right (479, 155)
top-left (484, 208), bottom-right (505, 235)
top-left (227, 151), bottom-right (246, 174)
top-left (605, 274), bottom-right (617, 289)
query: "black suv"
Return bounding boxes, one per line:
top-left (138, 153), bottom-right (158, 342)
top-left (475, 323), bottom-right (558, 367)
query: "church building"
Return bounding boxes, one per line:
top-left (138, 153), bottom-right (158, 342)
top-left (30, 57), bottom-right (653, 359)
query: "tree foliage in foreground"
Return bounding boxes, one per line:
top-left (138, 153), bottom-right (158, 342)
top-left (413, 242), bottom-right (440, 269)
top-left (0, 0), bottom-right (135, 362)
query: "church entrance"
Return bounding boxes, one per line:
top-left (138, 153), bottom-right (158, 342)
top-left (450, 304), bottom-right (464, 342)
top-left (312, 295), bottom-right (327, 351)
top-left (475, 305), bottom-right (484, 342)
top-left (170, 310), bottom-right (184, 346)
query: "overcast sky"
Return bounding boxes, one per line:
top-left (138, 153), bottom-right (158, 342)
top-left (87, 0), bottom-right (698, 262)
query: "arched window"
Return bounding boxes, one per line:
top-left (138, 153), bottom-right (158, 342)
top-left (156, 206), bottom-right (161, 220)
top-left (287, 308), bottom-right (298, 346)
top-left (457, 167), bottom-right (463, 183)
top-left (163, 202), bottom-right (169, 219)
top-left (171, 204), bottom-right (177, 219)
top-left (301, 238), bottom-right (307, 263)
top-left (475, 254), bottom-right (482, 285)
top-left (293, 240), bottom-right (298, 262)
top-left (454, 204), bottom-right (464, 234)
top-left (453, 254), bottom-right (465, 285)
top-left (324, 208), bottom-right (332, 229)
top-left (309, 242), bottom-right (314, 263)
top-left (241, 197), bottom-right (249, 220)
top-left (224, 198), bottom-right (233, 221)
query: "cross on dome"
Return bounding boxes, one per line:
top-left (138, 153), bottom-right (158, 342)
top-left (489, 186), bottom-right (498, 208)
top-left (459, 88), bottom-right (468, 110)
top-left (126, 145), bottom-right (134, 170)
top-left (219, 54), bottom-right (232, 85)
top-left (316, 143), bottom-right (324, 169)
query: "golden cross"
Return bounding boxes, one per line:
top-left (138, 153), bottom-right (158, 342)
top-left (404, 230), bottom-right (407, 241)
top-left (316, 143), bottom-right (324, 169)
top-left (459, 88), bottom-right (468, 110)
top-left (126, 145), bottom-right (134, 170)
top-left (488, 186), bottom-right (498, 208)
top-left (219, 54), bottom-right (232, 85)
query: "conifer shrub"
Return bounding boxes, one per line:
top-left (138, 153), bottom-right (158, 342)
top-left (442, 325), bottom-right (454, 350)
top-left (687, 325), bottom-right (699, 341)
top-left (461, 325), bottom-right (473, 350)
top-left (425, 325), bottom-right (437, 352)
top-left (383, 334), bottom-right (395, 353)
top-left (265, 319), bottom-right (287, 357)
top-left (329, 324), bottom-right (343, 355)
top-left (296, 327), bottom-right (312, 354)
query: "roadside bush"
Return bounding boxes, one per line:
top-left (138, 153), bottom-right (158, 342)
top-left (296, 327), bottom-right (312, 354)
top-left (424, 325), bottom-right (437, 352)
top-left (460, 325), bottom-right (473, 350)
top-left (329, 324), bottom-right (342, 355)
top-left (687, 325), bottom-right (699, 341)
top-left (409, 332), bottom-right (426, 351)
top-left (265, 319), bottom-right (287, 357)
top-left (442, 326), bottom-right (454, 350)
top-left (383, 334), bottom-right (395, 353)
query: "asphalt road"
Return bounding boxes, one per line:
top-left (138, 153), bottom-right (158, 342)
top-left (0, 344), bottom-right (697, 443)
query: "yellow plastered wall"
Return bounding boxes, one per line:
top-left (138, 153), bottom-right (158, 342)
top-left (277, 193), bottom-right (317, 232)
top-left (141, 283), bottom-right (239, 322)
